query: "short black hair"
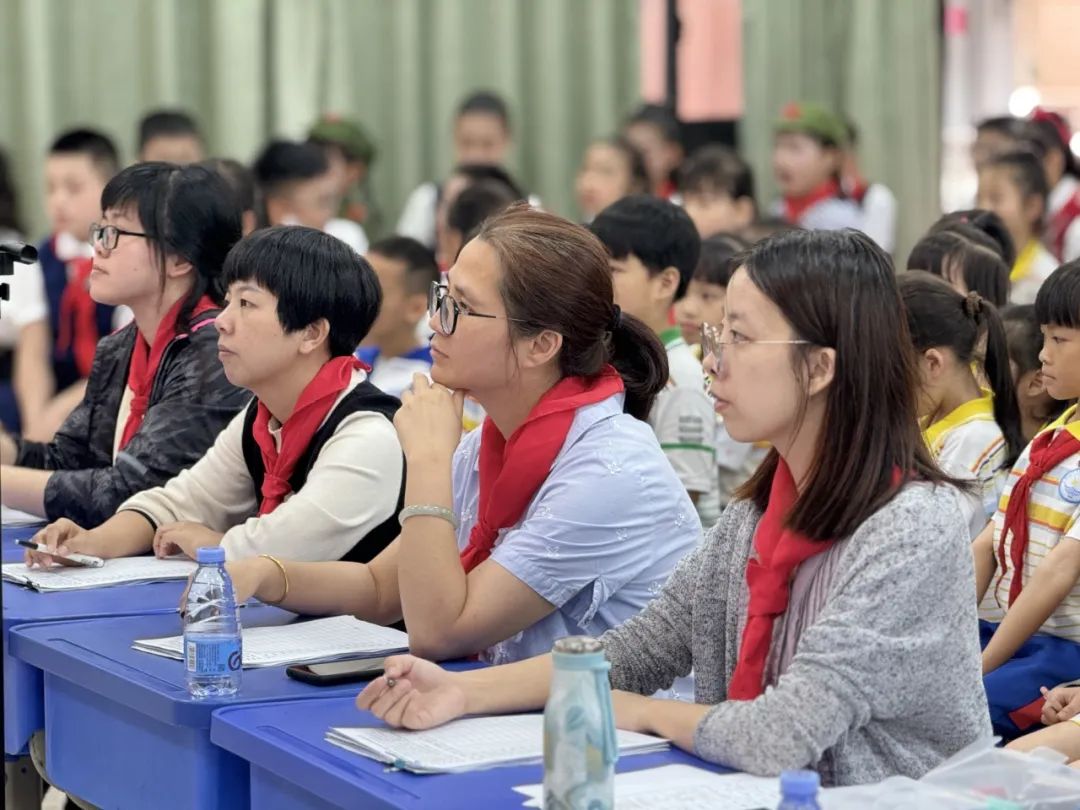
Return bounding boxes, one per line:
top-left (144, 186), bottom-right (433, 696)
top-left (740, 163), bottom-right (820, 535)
top-left (456, 91), bottom-right (510, 131)
top-left (101, 162), bottom-right (242, 329)
top-left (367, 235), bottom-right (440, 295)
top-left (49, 128), bottom-right (119, 177)
top-left (222, 226), bottom-right (381, 357)
top-left (589, 195), bottom-right (701, 301)
top-left (677, 145), bottom-right (755, 203)
top-left (625, 104), bottom-right (681, 145)
top-left (200, 158), bottom-right (257, 213)
top-left (932, 209), bottom-right (1017, 266)
top-left (695, 233), bottom-right (748, 288)
top-left (1035, 259), bottom-right (1080, 330)
top-left (447, 163), bottom-right (526, 201)
top-left (976, 116), bottom-right (1034, 141)
top-left (446, 180), bottom-right (521, 243)
top-left (252, 140), bottom-right (329, 196)
top-left (138, 109), bottom-right (202, 150)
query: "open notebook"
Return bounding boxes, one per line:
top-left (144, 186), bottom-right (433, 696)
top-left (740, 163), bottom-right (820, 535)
top-left (133, 615), bottom-right (409, 668)
top-left (2, 505), bottom-right (45, 528)
top-left (513, 764), bottom-right (783, 808)
top-left (2, 558), bottom-right (197, 591)
top-left (326, 714), bottom-right (669, 774)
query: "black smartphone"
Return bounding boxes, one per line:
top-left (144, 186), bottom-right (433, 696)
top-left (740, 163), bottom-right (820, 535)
top-left (286, 656), bottom-right (387, 686)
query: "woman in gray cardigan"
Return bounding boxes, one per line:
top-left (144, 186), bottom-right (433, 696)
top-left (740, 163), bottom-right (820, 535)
top-left (356, 229), bottom-right (993, 786)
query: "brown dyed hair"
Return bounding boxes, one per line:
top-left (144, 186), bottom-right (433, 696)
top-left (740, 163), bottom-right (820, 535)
top-left (734, 229), bottom-right (959, 541)
top-left (476, 203), bottom-right (668, 420)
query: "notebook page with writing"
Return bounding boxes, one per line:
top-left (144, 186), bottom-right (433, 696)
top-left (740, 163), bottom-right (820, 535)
top-left (132, 615), bottom-right (408, 668)
top-left (326, 714), bottom-right (668, 774)
top-left (2, 505), bottom-right (45, 528)
top-left (2, 557), bottom-right (197, 591)
top-left (514, 765), bottom-right (782, 808)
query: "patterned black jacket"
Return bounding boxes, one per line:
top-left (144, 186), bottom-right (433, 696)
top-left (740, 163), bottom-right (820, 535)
top-left (16, 310), bottom-right (250, 527)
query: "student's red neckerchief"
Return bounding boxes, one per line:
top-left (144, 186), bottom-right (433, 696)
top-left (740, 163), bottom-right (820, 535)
top-left (1046, 190), bottom-right (1080, 261)
top-left (783, 179), bottom-right (841, 225)
top-left (118, 295), bottom-right (217, 450)
top-left (251, 355), bottom-right (370, 515)
top-left (458, 366), bottom-right (624, 573)
top-left (55, 257), bottom-right (100, 378)
top-left (997, 427), bottom-right (1080, 605)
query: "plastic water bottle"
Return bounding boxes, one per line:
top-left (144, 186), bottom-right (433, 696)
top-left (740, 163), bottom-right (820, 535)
top-left (183, 547), bottom-right (242, 698)
top-left (543, 636), bottom-right (617, 810)
top-left (777, 770), bottom-right (822, 809)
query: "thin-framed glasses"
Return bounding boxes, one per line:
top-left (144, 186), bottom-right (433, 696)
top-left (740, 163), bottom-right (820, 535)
top-left (428, 281), bottom-right (527, 336)
top-left (89, 222), bottom-right (150, 251)
top-left (700, 322), bottom-right (811, 391)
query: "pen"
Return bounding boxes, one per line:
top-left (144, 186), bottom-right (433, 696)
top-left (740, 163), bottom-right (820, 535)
top-left (15, 539), bottom-right (106, 568)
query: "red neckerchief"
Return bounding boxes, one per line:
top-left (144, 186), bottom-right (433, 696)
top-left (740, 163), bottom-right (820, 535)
top-left (55, 256), bottom-right (99, 378)
top-left (783, 179), bottom-right (841, 225)
top-left (118, 295), bottom-right (217, 450)
top-left (251, 356), bottom-right (369, 514)
top-left (997, 427), bottom-right (1080, 604)
top-left (1046, 189), bottom-right (1080, 261)
top-left (459, 366), bottom-right (625, 573)
top-left (727, 458), bottom-right (837, 700)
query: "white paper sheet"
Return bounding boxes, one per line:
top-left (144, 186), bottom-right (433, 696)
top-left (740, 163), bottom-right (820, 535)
top-left (514, 764), bottom-right (782, 809)
top-left (326, 714), bottom-right (669, 774)
top-left (2, 557), bottom-right (197, 591)
top-left (2, 505), bottom-right (45, 528)
top-left (133, 614), bottom-right (409, 668)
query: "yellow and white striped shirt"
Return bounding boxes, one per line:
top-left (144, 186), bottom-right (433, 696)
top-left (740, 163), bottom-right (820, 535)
top-left (922, 393), bottom-right (1009, 539)
top-left (980, 405), bottom-right (1080, 642)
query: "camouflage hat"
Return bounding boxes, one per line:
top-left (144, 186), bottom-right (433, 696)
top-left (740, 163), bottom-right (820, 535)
top-left (308, 114), bottom-right (377, 165)
top-left (774, 101), bottom-right (847, 147)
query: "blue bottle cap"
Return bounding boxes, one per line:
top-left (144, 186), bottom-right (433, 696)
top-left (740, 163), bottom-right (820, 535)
top-left (780, 770), bottom-right (820, 797)
top-left (196, 547), bottom-right (226, 564)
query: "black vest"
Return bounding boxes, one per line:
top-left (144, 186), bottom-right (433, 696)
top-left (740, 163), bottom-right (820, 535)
top-left (240, 382), bottom-right (405, 563)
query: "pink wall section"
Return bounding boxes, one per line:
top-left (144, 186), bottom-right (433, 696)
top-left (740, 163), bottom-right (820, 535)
top-left (639, 0), bottom-right (744, 121)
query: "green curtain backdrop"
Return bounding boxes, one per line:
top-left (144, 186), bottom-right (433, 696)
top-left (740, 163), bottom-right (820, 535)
top-left (1, 0), bottom-right (939, 259)
top-left (741, 0), bottom-right (942, 262)
top-left (0, 0), bottom-right (640, 241)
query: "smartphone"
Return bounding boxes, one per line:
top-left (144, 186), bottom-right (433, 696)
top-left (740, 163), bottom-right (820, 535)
top-left (15, 539), bottom-right (105, 568)
top-left (286, 657), bottom-right (387, 686)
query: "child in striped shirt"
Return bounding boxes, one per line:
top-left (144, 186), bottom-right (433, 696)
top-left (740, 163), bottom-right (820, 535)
top-left (974, 260), bottom-right (1080, 737)
top-left (901, 272), bottom-right (1025, 538)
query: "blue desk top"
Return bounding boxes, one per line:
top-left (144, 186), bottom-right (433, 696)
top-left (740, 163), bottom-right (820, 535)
top-left (10, 609), bottom-right (379, 728)
top-left (212, 696), bottom-right (727, 810)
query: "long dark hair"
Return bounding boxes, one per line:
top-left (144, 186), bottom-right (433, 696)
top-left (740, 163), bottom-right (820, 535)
top-left (901, 271), bottom-right (1025, 465)
top-left (101, 162), bottom-right (242, 331)
top-left (477, 203), bottom-right (668, 420)
top-left (0, 147), bottom-right (21, 234)
top-left (734, 229), bottom-right (957, 541)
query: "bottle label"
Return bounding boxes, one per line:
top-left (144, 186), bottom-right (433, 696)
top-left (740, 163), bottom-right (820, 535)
top-left (185, 637), bottom-right (242, 676)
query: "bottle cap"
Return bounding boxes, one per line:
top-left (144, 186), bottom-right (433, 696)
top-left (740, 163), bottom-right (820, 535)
top-left (780, 770), bottom-right (820, 797)
top-left (196, 547), bottom-right (226, 564)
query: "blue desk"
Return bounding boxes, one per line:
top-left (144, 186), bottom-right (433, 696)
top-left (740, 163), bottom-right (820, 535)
top-left (212, 696), bottom-right (727, 810)
top-left (2, 539), bottom-right (185, 758)
top-left (10, 609), bottom-right (386, 809)
top-left (2, 524), bottom-right (39, 561)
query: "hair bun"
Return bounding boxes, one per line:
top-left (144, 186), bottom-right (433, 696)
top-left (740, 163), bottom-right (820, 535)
top-left (963, 291), bottom-right (984, 319)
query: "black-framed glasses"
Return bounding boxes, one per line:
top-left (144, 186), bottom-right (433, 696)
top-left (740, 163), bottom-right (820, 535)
top-left (428, 281), bottom-right (527, 336)
top-left (89, 222), bottom-right (150, 251)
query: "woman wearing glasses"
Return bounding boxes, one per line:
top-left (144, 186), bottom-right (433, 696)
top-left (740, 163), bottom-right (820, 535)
top-left (217, 203), bottom-right (702, 666)
top-left (353, 229), bottom-right (992, 786)
top-left (0, 162), bottom-right (247, 526)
